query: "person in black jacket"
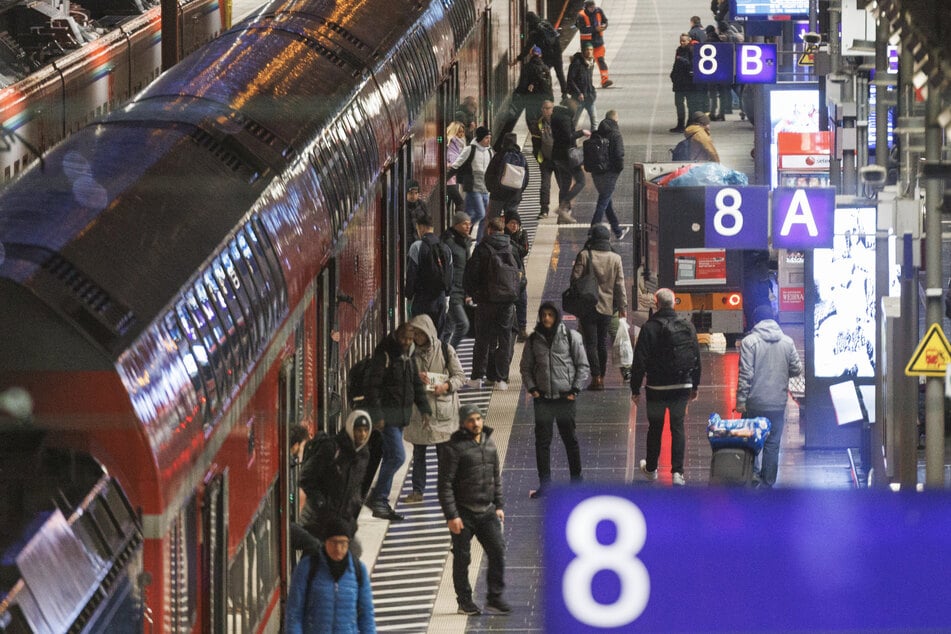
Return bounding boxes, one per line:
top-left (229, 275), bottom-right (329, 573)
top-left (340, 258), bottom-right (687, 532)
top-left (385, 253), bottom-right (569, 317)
top-left (365, 322), bottom-right (433, 520)
top-left (669, 34), bottom-right (695, 133)
top-left (566, 43), bottom-right (597, 129)
top-left (629, 288), bottom-right (701, 486)
top-left (485, 133), bottom-right (530, 222)
top-left (516, 12), bottom-right (566, 96)
top-left (298, 411), bottom-right (371, 555)
top-left (504, 211), bottom-right (531, 341)
top-left (589, 111), bottom-right (628, 240)
top-left (441, 211), bottom-right (473, 349)
top-left (406, 214), bottom-right (450, 336)
top-left (497, 46), bottom-right (553, 151)
top-left (551, 101), bottom-right (589, 224)
top-left (438, 404), bottom-right (510, 616)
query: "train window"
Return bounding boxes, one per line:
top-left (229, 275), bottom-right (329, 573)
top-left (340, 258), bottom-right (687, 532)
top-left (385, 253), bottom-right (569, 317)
top-left (165, 310), bottom-right (211, 421)
top-left (188, 286), bottom-right (231, 406)
top-left (203, 269), bottom-right (242, 385)
top-left (313, 147), bottom-right (345, 234)
top-left (235, 232), bottom-right (272, 335)
top-left (244, 221), bottom-right (287, 330)
top-left (229, 239), bottom-right (266, 351)
top-left (175, 298), bottom-right (219, 420)
top-left (249, 216), bottom-right (286, 311)
top-left (211, 257), bottom-right (252, 367)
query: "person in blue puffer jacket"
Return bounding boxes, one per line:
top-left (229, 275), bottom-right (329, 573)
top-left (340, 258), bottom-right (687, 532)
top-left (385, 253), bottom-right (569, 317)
top-left (285, 517), bottom-right (376, 633)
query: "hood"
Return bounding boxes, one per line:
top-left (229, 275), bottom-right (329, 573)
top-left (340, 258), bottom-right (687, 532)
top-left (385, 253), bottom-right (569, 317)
top-left (571, 51), bottom-right (588, 63)
top-left (408, 313), bottom-right (439, 350)
top-left (597, 117), bottom-right (619, 136)
top-left (535, 301), bottom-right (562, 333)
top-left (344, 409), bottom-right (371, 451)
top-left (685, 124), bottom-right (707, 140)
top-left (484, 232), bottom-right (511, 251)
top-left (750, 318), bottom-right (784, 343)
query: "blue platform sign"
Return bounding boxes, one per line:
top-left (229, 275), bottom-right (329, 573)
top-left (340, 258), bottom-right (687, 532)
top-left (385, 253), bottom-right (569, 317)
top-left (704, 186), bottom-right (770, 248)
top-left (544, 487), bottom-right (951, 633)
top-left (772, 187), bottom-right (835, 249)
top-left (692, 43), bottom-right (734, 84)
top-left (735, 43), bottom-right (777, 83)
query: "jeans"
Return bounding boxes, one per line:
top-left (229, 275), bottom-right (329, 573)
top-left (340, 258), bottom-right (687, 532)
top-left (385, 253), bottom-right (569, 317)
top-left (538, 160), bottom-right (556, 214)
top-left (644, 388), bottom-right (691, 475)
top-left (533, 397), bottom-right (582, 485)
top-left (443, 298), bottom-right (469, 349)
top-left (515, 285), bottom-right (528, 331)
top-left (580, 312), bottom-right (612, 378)
top-left (451, 507), bottom-right (506, 602)
top-left (572, 99), bottom-right (597, 130)
top-left (371, 424), bottom-right (406, 504)
top-left (673, 90), bottom-right (690, 126)
top-left (553, 160), bottom-right (585, 206)
top-left (466, 191), bottom-right (489, 240)
top-left (411, 443), bottom-right (446, 493)
top-left (747, 406), bottom-right (786, 487)
top-left (471, 302), bottom-right (515, 382)
top-left (591, 171), bottom-right (622, 236)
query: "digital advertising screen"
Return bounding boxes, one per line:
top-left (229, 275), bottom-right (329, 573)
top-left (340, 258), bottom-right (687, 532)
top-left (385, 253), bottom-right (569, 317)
top-left (768, 88), bottom-right (820, 188)
top-left (734, 0), bottom-right (810, 17)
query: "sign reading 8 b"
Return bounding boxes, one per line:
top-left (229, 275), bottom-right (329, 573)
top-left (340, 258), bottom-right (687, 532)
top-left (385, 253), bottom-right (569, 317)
top-left (563, 495), bottom-right (650, 628)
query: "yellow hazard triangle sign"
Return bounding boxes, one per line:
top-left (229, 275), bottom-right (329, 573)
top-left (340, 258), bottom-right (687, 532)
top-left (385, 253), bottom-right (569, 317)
top-left (905, 323), bottom-right (951, 376)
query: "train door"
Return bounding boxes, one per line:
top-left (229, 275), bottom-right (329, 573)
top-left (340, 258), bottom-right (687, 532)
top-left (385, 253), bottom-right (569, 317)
top-left (382, 148), bottom-right (412, 332)
top-left (316, 264), bottom-right (342, 435)
top-left (278, 338), bottom-right (304, 602)
top-left (439, 66), bottom-right (459, 226)
top-left (201, 470), bottom-right (228, 632)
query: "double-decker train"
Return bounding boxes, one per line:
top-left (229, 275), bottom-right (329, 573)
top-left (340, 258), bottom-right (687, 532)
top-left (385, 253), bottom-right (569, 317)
top-left (0, 0), bottom-right (520, 630)
top-left (0, 0), bottom-right (225, 185)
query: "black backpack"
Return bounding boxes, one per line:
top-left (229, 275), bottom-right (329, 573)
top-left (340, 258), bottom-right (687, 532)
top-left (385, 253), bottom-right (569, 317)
top-left (583, 133), bottom-right (611, 174)
top-left (660, 316), bottom-right (698, 381)
top-left (346, 351), bottom-right (388, 408)
top-left (537, 21), bottom-right (560, 55)
top-left (671, 137), bottom-right (694, 161)
top-left (417, 237), bottom-right (453, 293)
top-left (485, 242), bottom-right (522, 303)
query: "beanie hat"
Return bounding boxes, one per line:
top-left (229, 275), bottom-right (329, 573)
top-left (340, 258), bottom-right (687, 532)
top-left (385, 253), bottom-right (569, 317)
top-left (589, 224), bottom-right (612, 242)
top-left (691, 111), bottom-right (711, 126)
top-left (475, 126), bottom-right (491, 142)
top-left (752, 305), bottom-right (775, 325)
top-left (351, 411), bottom-right (371, 430)
top-left (324, 516), bottom-right (353, 540)
top-left (407, 179), bottom-right (420, 192)
top-left (504, 210), bottom-right (522, 225)
top-left (458, 403), bottom-right (482, 425)
top-left (451, 210), bottom-right (471, 227)
top-left (530, 45), bottom-right (542, 56)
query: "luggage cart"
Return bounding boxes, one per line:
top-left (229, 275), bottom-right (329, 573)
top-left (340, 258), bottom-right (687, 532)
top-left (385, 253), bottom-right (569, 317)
top-left (707, 414), bottom-right (771, 486)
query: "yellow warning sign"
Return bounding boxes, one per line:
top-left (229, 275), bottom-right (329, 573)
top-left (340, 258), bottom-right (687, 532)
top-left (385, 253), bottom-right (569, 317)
top-left (905, 323), bottom-right (951, 376)
top-left (798, 45), bottom-right (816, 66)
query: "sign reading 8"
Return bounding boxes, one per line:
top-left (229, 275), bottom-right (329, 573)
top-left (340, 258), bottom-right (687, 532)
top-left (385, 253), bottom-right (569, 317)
top-left (563, 495), bottom-right (650, 628)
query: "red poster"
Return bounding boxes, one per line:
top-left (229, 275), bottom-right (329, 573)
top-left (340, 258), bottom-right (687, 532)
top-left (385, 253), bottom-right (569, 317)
top-left (780, 287), bottom-right (805, 311)
top-left (674, 249), bottom-right (727, 285)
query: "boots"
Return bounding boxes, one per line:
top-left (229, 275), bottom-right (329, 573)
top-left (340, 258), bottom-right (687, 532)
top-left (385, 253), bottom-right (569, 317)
top-left (588, 375), bottom-right (604, 391)
top-left (669, 119), bottom-right (685, 133)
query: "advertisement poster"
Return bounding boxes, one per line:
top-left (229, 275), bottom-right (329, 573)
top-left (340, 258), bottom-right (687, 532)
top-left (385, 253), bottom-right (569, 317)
top-left (674, 249), bottom-right (726, 285)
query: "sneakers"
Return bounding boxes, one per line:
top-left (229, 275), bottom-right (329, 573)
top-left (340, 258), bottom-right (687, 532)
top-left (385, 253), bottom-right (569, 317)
top-left (457, 599), bottom-right (481, 616)
top-left (672, 472), bottom-right (686, 486)
top-left (402, 491), bottom-right (423, 504)
top-left (537, 210), bottom-right (549, 220)
top-left (466, 377), bottom-right (483, 389)
top-left (556, 210), bottom-right (577, 225)
top-left (639, 459), bottom-right (658, 481)
top-left (587, 376), bottom-right (604, 391)
top-left (485, 598), bottom-right (513, 615)
top-left (601, 79), bottom-right (614, 88)
top-left (617, 227), bottom-right (630, 241)
top-left (370, 502), bottom-right (404, 521)
top-left (494, 380), bottom-right (508, 391)
top-left (516, 330), bottom-right (529, 342)
top-left (529, 487), bottom-right (547, 499)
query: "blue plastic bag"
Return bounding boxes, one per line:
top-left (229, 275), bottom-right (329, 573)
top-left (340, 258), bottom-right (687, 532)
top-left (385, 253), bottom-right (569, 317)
top-left (707, 413), bottom-right (771, 452)
top-left (668, 163), bottom-right (750, 187)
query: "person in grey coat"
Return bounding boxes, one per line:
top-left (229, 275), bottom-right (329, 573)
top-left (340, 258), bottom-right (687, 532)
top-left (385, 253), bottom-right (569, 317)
top-left (735, 305), bottom-right (802, 488)
top-left (520, 302), bottom-right (590, 497)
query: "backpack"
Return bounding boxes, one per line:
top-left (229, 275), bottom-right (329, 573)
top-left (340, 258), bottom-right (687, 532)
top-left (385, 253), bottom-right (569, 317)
top-left (485, 242), bottom-right (522, 303)
top-left (346, 351), bottom-right (389, 408)
top-left (671, 137), bottom-right (694, 161)
top-left (660, 316), bottom-right (698, 381)
top-left (537, 21), bottom-right (560, 55)
top-left (417, 237), bottom-right (453, 293)
top-left (583, 132), bottom-right (611, 174)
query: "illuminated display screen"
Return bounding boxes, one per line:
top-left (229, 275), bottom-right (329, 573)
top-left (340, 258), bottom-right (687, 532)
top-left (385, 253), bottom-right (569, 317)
top-left (734, 0), bottom-right (809, 16)
top-left (769, 88), bottom-right (820, 188)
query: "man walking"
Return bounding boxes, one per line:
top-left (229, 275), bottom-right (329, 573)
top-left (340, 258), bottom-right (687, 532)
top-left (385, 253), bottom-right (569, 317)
top-left (576, 0), bottom-right (612, 88)
top-left (588, 110), bottom-right (627, 240)
top-left (365, 322), bottom-right (433, 520)
top-left (520, 303), bottom-right (589, 498)
top-left (485, 132), bottom-right (530, 223)
top-left (498, 46), bottom-right (553, 151)
top-left (570, 226), bottom-right (626, 391)
top-left (442, 211), bottom-right (473, 349)
top-left (735, 305), bottom-right (802, 488)
top-left (630, 288), bottom-right (701, 486)
top-left (406, 214), bottom-right (452, 336)
top-left (566, 42), bottom-right (597, 129)
top-left (463, 217), bottom-right (521, 391)
top-left (438, 404), bottom-right (511, 616)
top-left (551, 100), bottom-right (589, 224)
top-left (448, 126), bottom-right (494, 240)
top-left (531, 100), bottom-right (558, 220)
top-left (517, 12), bottom-right (566, 96)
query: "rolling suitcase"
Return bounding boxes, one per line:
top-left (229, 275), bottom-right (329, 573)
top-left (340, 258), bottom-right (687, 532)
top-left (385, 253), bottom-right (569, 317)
top-left (710, 447), bottom-right (755, 485)
top-left (707, 414), bottom-right (771, 487)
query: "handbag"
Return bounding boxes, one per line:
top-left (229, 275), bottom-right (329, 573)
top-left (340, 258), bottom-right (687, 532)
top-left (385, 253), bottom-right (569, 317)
top-left (561, 248), bottom-right (599, 317)
top-left (568, 146), bottom-right (584, 169)
top-left (500, 162), bottom-right (525, 190)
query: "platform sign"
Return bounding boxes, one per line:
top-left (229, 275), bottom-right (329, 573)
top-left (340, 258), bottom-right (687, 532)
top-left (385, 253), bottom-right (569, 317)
top-left (771, 187), bottom-right (835, 249)
top-left (905, 323), bottom-right (951, 376)
top-left (692, 43), bottom-right (734, 84)
top-left (704, 186), bottom-right (769, 248)
top-left (545, 487), bottom-right (951, 633)
top-left (735, 43), bottom-right (777, 83)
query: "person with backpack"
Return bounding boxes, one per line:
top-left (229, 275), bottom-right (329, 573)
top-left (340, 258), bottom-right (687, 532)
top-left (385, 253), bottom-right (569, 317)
top-left (448, 126), bottom-right (494, 240)
top-left (285, 516), bottom-right (376, 634)
top-left (406, 214), bottom-right (452, 337)
top-left (402, 314), bottom-right (466, 503)
top-left (463, 217), bottom-right (522, 391)
top-left (497, 46), bottom-right (553, 153)
top-left (516, 12), bottom-right (566, 96)
top-left (629, 288), bottom-right (701, 486)
top-left (586, 110), bottom-right (628, 240)
top-left (571, 225), bottom-right (626, 392)
top-left (485, 132), bottom-right (530, 222)
top-left (566, 42), bottom-right (597, 129)
top-left (364, 322), bottom-right (433, 521)
top-left (674, 111), bottom-right (720, 162)
top-left (298, 410), bottom-right (372, 555)
top-left (520, 302), bottom-right (590, 498)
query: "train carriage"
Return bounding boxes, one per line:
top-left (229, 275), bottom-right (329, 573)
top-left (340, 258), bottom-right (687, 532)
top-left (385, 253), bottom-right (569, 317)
top-left (0, 0), bottom-right (517, 631)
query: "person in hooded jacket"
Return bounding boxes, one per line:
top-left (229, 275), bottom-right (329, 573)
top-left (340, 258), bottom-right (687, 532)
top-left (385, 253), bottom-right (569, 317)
top-left (683, 111), bottom-right (720, 162)
top-left (448, 126), bottom-right (494, 240)
top-left (520, 302), bottom-right (590, 498)
top-left (567, 42), bottom-right (597, 129)
top-left (402, 314), bottom-right (466, 503)
top-left (571, 225), bottom-right (626, 391)
top-left (441, 211), bottom-right (473, 349)
top-left (285, 516), bottom-right (376, 634)
top-left (364, 322), bottom-right (433, 521)
top-left (485, 132), bottom-right (530, 222)
top-left (589, 111), bottom-right (627, 240)
top-left (735, 305), bottom-right (802, 488)
top-left (299, 410), bottom-right (372, 554)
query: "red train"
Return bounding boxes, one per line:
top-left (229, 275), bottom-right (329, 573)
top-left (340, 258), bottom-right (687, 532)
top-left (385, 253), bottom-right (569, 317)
top-left (0, 0), bottom-right (224, 185)
top-left (0, 0), bottom-right (521, 630)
